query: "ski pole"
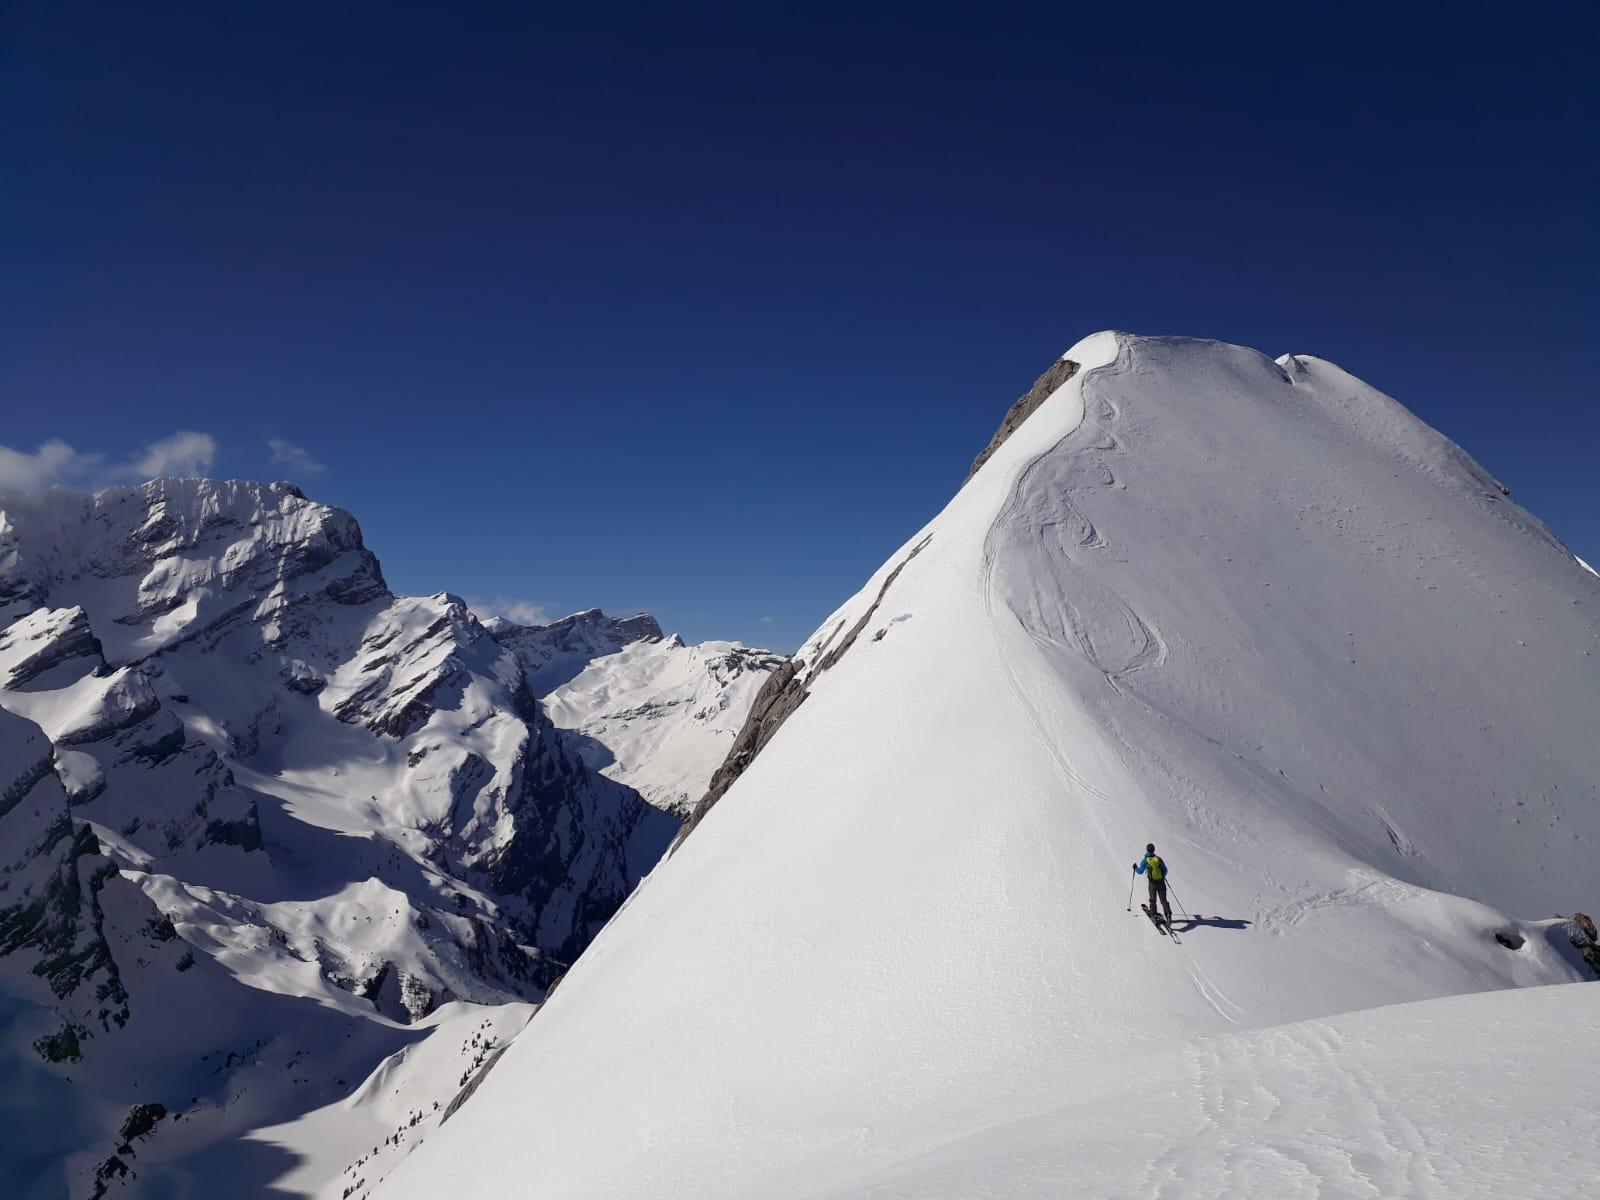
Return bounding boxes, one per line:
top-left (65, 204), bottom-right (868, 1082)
top-left (1167, 883), bottom-right (1191, 922)
top-left (1126, 868), bottom-right (1136, 912)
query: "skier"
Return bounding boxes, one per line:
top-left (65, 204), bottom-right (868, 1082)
top-left (1134, 843), bottom-right (1172, 924)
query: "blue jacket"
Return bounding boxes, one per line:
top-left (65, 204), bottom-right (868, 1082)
top-left (1133, 853), bottom-right (1170, 879)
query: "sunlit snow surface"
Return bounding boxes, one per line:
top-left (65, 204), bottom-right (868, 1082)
top-left (382, 334), bottom-right (1600, 1199)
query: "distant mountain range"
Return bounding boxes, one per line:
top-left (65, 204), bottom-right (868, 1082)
top-left (0, 479), bottom-right (778, 1198)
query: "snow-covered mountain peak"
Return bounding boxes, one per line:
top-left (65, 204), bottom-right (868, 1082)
top-left (382, 331), bottom-right (1600, 1200)
top-left (0, 478), bottom-right (387, 664)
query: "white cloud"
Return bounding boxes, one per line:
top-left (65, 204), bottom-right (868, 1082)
top-left (0, 439), bottom-right (103, 493)
top-left (468, 597), bottom-right (552, 627)
top-left (268, 437), bottom-right (327, 476)
top-left (108, 431), bottom-right (218, 481)
top-left (760, 615), bottom-right (776, 624)
top-left (0, 429), bottom-right (218, 496)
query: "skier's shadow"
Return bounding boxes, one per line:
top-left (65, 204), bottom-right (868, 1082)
top-left (1171, 915), bottom-right (1252, 932)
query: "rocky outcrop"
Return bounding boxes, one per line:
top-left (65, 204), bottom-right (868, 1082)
top-left (440, 1043), bottom-right (510, 1125)
top-left (1570, 912), bottom-right (1600, 978)
top-left (0, 711), bottom-right (131, 1044)
top-left (0, 606), bottom-right (104, 687)
top-left (676, 659), bottom-right (803, 848)
top-left (964, 357), bottom-right (1080, 483)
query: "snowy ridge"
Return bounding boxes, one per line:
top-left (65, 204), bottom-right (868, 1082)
top-left (0, 480), bottom-right (769, 1197)
top-left (381, 333), bottom-right (1600, 1200)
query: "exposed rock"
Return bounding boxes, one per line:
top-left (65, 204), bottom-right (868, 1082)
top-left (1570, 912), bottom-right (1600, 978)
top-left (281, 659), bottom-right (326, 695)
top-left (119, 1101), bottom-right (167, 1143)
top-left (1, 748), bottom-right (54, 820)
top-left (964, 357), bottom-right (1081, 483)
top-left (0, 605), bottom-right (104, 688)
top-left (121, 712), bottom-right (187, 766)
top-left (89, 1153), bottom-right (130, 1200)
top-left (204, 798), bottom-right (264, 852)
top-left (0, 786), bottom-right (130, 1034)
top-left (440, 1042), bottom-right (510, 1126)
top-left (34, 1021), bottom-right (84, 1063)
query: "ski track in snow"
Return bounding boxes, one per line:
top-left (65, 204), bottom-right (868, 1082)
top-left (825, 986), bottom-right (1597, 1200)
top-left (978, 342), bottom-right (1133, 855)
top-left (980, 339), bottom-right (1260, 1033)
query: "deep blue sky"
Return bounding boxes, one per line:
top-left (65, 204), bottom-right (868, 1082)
top-left (3, 2), bottom-right (1595, 650)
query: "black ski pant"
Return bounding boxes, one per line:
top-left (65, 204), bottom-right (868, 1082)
top-left (1148, 877), bottom-right (1171, 920)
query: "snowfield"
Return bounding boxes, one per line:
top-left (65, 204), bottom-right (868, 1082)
top-left (380, 333), bottom-right (1600, 1199)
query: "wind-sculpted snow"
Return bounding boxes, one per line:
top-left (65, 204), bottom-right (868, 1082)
top-left (381, 333), bottom-right (1600, 1200)
top-left (0, 479), bottom-right (745, 1198)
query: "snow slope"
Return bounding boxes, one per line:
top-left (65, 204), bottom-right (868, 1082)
top-left (380, 333), bottom-right (1600, 1199)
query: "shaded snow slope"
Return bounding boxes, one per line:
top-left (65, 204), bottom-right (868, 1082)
top-left (381, 333), bottom-right (1600, 1199)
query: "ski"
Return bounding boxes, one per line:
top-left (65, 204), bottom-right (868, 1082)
top-left (1141, 904), bottom-right (1181, 943)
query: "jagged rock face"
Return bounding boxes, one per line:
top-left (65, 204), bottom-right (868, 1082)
top-left (964, 356), bottom-right (1080, 482)
top-left (0, 606), bottom-right (104, 688)
top-left (0, 480), bottom-right (388, 649)
top-left (0, 479), bottom-right (684, 1197)
top-left (0, 707), bottom-right (119, 1030)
